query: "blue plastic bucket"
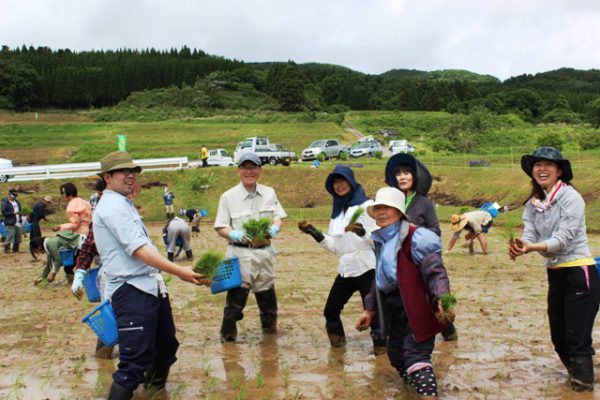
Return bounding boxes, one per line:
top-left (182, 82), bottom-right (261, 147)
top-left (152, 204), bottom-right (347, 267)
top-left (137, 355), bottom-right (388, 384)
top-left (21, 222), bottom-right (31, 233)
top-left (59, 249), bottom-right (75, 267)
top-left (480, 202), bottom-right (499, 218)
top-left (83, 268), bottom-right (101, 302)
top-left (82, 300), bottom-right (119, 347)
top-left (0, 222), bottom-right (5, 238)
top-left (200, 209), bottom-right (207, 217)
top-left (210, 257), bottom-right (242, 294)
top-left (595, 257), bottom-right (600, 280)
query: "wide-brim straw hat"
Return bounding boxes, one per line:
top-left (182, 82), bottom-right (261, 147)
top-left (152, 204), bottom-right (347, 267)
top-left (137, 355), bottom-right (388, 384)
top-left (521, 146), bottom-right (573, 182)
top-left (449, 214), bottom-right (468, 232)
top-left (367, 187), bottom-right (406, 219)
top-left (98, 151), bottom-right (142, 176)
top-left (43, 195), bottom-right (53, 203)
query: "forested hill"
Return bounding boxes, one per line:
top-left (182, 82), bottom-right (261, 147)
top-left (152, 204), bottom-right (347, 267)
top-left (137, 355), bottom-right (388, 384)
top-left (2, 45), bottom-right (600, 124)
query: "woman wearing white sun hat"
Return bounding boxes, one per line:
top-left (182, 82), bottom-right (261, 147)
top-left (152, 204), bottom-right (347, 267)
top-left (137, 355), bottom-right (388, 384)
top-left (355, 187), bottom-right (454, 397)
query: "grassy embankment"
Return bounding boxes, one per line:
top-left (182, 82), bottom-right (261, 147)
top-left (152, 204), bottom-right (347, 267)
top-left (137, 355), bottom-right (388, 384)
top-left (1, 110), bottom-right (599, 230)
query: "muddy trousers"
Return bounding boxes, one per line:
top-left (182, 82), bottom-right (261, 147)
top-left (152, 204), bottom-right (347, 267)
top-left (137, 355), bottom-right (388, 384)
top-left (382, 289), bottom-right (435, 375)
top-left (324, 270), bottom-right (384, 348)
top-left (547, 266), bottom-right (600, 388)
top-left (110, 283), bottom-right (179, 393)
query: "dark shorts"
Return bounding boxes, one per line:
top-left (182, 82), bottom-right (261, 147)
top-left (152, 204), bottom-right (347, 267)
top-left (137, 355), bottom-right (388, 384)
top-left (481, 220), bottom-right (493, 233)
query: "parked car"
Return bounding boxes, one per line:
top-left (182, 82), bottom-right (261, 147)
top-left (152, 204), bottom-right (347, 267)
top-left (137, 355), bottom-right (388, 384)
top-left (206, 149), bottom-right (234, 167)
top-left (0, 158), bottom-right (14, 183)
top-left (389, 140), bottom-right (415, 154)
top-left (301, 139), bottom-right (346, 161)
top-left (349, 140), bottom-right (383, 158)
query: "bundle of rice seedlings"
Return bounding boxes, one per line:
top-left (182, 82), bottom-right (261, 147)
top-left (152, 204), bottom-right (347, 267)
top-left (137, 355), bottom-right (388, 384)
top-left (243, 217), bottom-right (272, 246)
top-left (436, 293), bottom-right (457, 323)
top-left (500, 213), bottom-right (522, 260)
top-left (194, 251), bottom-right (224, 279)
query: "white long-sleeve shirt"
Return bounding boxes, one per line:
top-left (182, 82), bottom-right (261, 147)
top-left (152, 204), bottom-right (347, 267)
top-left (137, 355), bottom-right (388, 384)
top-left (319, 199), bottom-right (378, 278)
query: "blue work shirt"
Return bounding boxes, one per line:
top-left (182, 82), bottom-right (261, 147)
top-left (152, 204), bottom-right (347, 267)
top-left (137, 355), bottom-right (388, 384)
top-left (372, 221), bottom-right (443, 294)
top-left (93, 190), bottom-right (159, 299)
top-left (372, 221), bottom-right (401, 293)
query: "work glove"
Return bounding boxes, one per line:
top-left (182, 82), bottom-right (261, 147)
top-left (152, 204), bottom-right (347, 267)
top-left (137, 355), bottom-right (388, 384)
top-left (344, 222), bottom-right (366, 237)
top-left (71, 269), bottom-right (86, 300)
top-left (268, 225), bottom-right (280, 238)
top-left (297, 221), bottom-right (324, 243)
top-left (228, 230), bottom-right (249, 243)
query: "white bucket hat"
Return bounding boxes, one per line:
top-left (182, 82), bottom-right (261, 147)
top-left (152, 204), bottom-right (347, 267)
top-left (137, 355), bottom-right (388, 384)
top-left (367, 187), bottom-right (406, 218)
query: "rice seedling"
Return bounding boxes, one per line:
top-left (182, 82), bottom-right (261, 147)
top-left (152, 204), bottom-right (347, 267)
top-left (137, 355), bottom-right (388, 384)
top-left (348, 207), bottom-right (364, 225)
top-left (500, 213), bottom-right (523, 261)
top-left (436, 293), bottom-right (457, 323)
top-left (194, 251), bottom-right (224, 278)
top-left (256, 372), bottom-right (265, 388)
top-left (243, 217), bottom-right (272, 247)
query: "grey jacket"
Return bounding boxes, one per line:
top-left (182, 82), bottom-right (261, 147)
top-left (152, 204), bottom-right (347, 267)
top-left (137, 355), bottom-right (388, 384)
top-left (521, 184), bottom-right (591, 267)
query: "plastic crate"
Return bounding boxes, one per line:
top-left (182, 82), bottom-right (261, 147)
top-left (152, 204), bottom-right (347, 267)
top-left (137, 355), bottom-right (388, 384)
top-left (83, 268), bottom-right (101, 302)
top-left (60, 249), bottom-right (75, 267)
top-left (82, 300), bottom-right (119, 347)
top-left (210, 257), bottom-right (242, 294)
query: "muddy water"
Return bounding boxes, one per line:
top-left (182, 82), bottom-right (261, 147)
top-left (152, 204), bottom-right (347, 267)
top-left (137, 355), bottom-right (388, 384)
top-left (1, 227), bottom-right (599, 399)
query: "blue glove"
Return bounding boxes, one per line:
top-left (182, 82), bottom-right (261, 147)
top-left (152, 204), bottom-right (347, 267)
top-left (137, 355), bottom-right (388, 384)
top-left (269, 225), bottom-right (280, 238)
top-left (71, 269), bottom-right (86, 300)
top-left (228, 230), bottom-right (246, 243)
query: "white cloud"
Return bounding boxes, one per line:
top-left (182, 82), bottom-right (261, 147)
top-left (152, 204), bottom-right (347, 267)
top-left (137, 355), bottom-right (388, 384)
top-left (1, 0), bottom-right (599, 80)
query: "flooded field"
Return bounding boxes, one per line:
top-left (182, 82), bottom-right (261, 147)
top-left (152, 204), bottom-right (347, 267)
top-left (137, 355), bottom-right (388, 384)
top-left (1, 224), bottom-right (599, 399)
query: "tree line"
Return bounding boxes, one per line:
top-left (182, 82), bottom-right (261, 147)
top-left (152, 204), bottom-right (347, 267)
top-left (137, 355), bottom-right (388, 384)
top-left (2, 45), bottom-right (600, 127)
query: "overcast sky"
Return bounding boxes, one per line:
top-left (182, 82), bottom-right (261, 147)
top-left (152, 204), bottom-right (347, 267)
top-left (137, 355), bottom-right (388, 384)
top-left (2, 0), bottom-right (599, 80)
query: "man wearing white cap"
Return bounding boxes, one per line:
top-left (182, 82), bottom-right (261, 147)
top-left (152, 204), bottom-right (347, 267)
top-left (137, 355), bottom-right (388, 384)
top-left (214, 152), bottom-right (287, 342)
top-left (355, 187), bottom-right (454, 397)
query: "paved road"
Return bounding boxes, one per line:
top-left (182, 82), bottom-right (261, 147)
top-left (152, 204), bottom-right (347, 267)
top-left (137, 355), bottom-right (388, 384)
top-left (342, 121), bottom-right (392, 157)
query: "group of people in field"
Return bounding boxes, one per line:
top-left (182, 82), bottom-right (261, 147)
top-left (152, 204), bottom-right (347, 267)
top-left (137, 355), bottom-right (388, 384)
top-left (2, 144), bottom-right (595, 398)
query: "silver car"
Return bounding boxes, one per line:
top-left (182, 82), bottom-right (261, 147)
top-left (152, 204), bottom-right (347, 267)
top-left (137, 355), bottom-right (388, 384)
top-left (301, 139), bottom-right (346, 161)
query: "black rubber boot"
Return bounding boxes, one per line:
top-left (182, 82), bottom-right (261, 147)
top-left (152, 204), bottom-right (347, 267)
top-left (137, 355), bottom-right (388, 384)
top-left (408, 366), bottom-right (438, 396)
top-left (220, 287), bottom-right (250, 342)
top-left (12, 242), bottom-right (19, 253)
top-left (107, 381), bottom-right (133, 400)
top-left (559, 353), bottom-right (572, 376)
top-left (255, 287), bottom-right (278, 334)
top-left (166, 213), bottom-right (170, 220)
top-left (66, 273), bottom-right (74, 284)
top-left (371, 331), bottom-right (387, 355)
top-left (325, 320), bottom-right (346, 348)
top-left (167, 252), bottom-right (174, 262)
top-left (570, 355), bottom-right (594, 392)
top-left (185, 249), bottom-right (193, 261)
top-left (3, 244), bottom-right (9, 253)
top-left (144, 365), bottom-right (171, 392)
top-left (442, 322), bottom-right (458, 341)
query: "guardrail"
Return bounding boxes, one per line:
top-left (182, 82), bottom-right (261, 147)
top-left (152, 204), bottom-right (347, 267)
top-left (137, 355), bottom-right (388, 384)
top-left (0, 157), bottom-right (188, 182)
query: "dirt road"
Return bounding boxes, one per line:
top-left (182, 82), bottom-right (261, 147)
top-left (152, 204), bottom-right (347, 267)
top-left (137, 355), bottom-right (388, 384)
top-left (1, 225), bottom-right (599, 399)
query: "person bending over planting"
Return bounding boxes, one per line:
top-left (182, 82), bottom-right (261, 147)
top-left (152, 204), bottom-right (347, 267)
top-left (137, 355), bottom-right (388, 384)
top-left (446, 210), bottom-right (493, 255)
top-left (31, 232), bottom-right (80, 284)
top-left (214, 152), bottom-right (287, 343)
top-left (162, 216), bottom-right (192, 261)
top-left (509, 147), bottom-right (599, 392)
top-left (355, 187), bottom-right (454, 397)
top-left (298, 165), bottom-right (385, 353)
top-left (93, 152), bottom-right (208, 399)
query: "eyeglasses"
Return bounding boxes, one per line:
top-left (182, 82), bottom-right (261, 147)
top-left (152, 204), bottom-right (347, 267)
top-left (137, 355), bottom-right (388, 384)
top-left (239, 164), bottom-right (260, 171)
top-left (112, 168), bottom-right (139, 176)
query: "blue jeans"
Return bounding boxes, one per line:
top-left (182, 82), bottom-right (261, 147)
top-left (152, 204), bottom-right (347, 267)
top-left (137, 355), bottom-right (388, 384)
top-left (111, 283), bottom-right (179, 391)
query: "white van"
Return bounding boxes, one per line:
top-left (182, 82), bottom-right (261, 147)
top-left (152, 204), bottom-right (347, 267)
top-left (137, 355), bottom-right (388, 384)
top-left (389, 140), bottom-right (415, 154)
top-left (0, 158), bottom-right (13, 183)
